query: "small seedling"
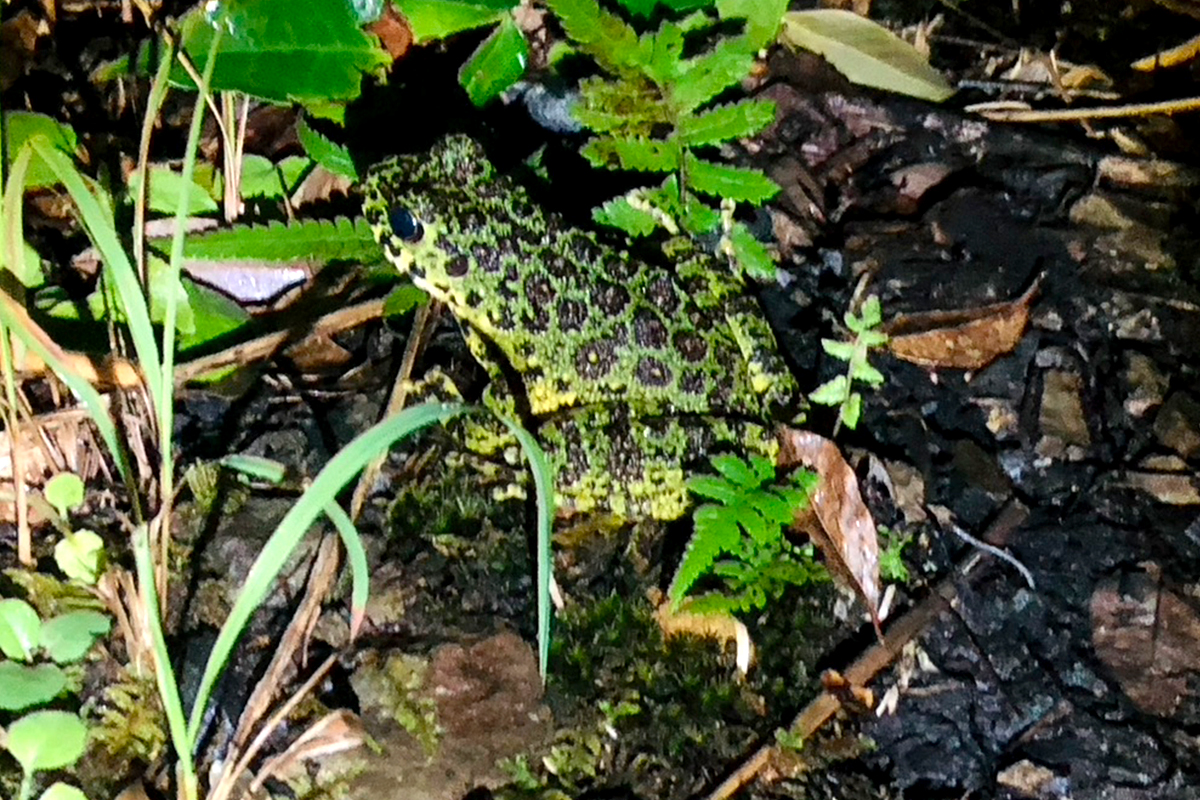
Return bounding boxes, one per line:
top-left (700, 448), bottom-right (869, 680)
top-left (810, 295), bottom-right (888, 435)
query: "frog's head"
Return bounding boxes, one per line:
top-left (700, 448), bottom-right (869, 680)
top-left (363, 135), bottom-right (496, 286)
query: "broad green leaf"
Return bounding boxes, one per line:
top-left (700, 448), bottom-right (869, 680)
top-left (127, 165), bottom-right (219, 214)
top-left (583, 137), bottom-right (680, 172)
top-left (780, 10), bottom-right (954, 102)
top-left (545, 0), bottom-right (641, 74)
top-left (822, 339), bottom-right (856, 361)
top-left (592, 196), bottom-right (662, 237)
top-left (178, 279), bottom-right (252, 351)
top-left (398, 0), bottom-right (509, 41)
top-left (460, 16), bottom-right (529, 106)
top-left (39, 610), bottom-right (110, 663)
top-left (38, 784), bottom-right (88, 800)
top-left (383, 284), bottom-right (429, 317)
top-left (175, 0), bottom-right (389, 105)
top-left (53, 530), bottom-right (106, 585)
top-left (43, 473), bottom-right (84, 518)
top-left (2, 112), bottom-right (81, 189)
top-left (727, 222), bottom-right (775, 280)
top-left (809, 374), bottom-right (849, 405)
top-left (673, 99), bottom-right (775, 147)
top-left (0, 663), bottom-right (67, 711)
top-left (239, 154), bottom-right (286, 199)
top-left (5, 710), bottom-right (88, 772)
top-left (614, 0), bottom-right (658, 16)
top-left (0, 599), bottom-right (41, 661)
top-left (277, 156), bottom-right (313, 194)
top-left (687, 156), bottom-right (779, 202)
top-left (296, 117), bottom-right (357, 181)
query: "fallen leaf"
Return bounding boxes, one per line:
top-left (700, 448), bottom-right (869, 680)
top-left (778, 428), bottom-right (881, 630)
top-left (886, 278), bottom-right (1040, 370)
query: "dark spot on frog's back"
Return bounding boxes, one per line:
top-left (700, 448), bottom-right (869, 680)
top-left (557, 298), bottom-right (588, 331)
top-left (647, 276), bottom-right (680, 315)
top-left (576, 339), bottom-right (617, 379)
top-left (447, 255), bottom-right (470, 277)
top-left (595, 282), bottom-right (630, 315)
top-left (674, 331), bottom-right (708, 362)
top-left (525, 275), bottom-right (554, 309)
top-left (546, 254), bottom-right (574, 279)
top-left (633, 308), bottom-right (669, 349)
top-left (636, 356), bottom-right (673, 387)
top-left (680, 370), bottom-right (706, 396)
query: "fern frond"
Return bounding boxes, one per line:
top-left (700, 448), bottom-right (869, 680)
top-left (674, 99), bottom-right (776, 148)
top-left (545, 0), bottom-right (642, 75)
top-left (163, 217), bottom-right (381, 265)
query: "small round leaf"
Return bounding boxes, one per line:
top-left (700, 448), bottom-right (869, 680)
top-left (5, 710), bottom-right (88, 772)
top-left (54, 529), bottom-right (106, 585)
top-left (0, 599), bottom-right (42, 661)
top-left (0, 662), bottom-right (67, 711)
top-left (39, 611), bottom-right (110, 664)
top-left (43, 473), bottom-right (84, 518)
top-left (39, 783), bottom-right (88, 800)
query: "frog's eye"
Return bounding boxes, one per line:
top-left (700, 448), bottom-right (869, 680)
top-left (388, 208), bottom-right (424, 243)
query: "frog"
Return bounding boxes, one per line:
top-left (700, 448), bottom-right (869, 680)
top-left (362, 135), bottom-right (801, 520)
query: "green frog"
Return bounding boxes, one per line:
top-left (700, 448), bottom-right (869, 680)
top-left (362, 135), bottom-right (801, 520)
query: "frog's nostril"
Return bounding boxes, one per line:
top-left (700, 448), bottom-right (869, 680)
top-left (389, 208), bottom-right (424, 243)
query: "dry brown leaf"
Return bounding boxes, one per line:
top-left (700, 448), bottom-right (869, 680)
top-left (886, 278), bottom-right (1040, 370)
top-left (778, 428), bottom-right (881, 629)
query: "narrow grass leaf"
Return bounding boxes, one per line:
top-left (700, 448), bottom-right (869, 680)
top-left (186, 402), bottom-right (465, 744)
top-left (322, 500), bottom-right (370, 639)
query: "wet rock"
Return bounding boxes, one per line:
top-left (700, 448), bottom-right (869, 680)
top-left (1038, 369), bottom-right (1091, 456)
top-left (1090, 565), bottom-right (1200, 719)
top-left (1153, 392), bottom-right (1200, 459)
top-left (1122, 352), bottom-right (1167, 418)
top-left (996, 759), bottom-right (1066, 798)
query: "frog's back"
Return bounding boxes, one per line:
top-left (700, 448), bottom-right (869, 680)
top-left (364, 135), bottom-right (799, 422)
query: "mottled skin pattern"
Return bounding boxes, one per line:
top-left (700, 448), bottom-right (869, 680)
top-left (363, 135), bottom-right (800, 519)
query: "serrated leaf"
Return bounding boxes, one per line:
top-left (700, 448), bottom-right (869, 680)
top-left (592, 196), bottom-right (662, 237)
top-left (0, 663), bottom-right (67, 711)
top-left (821, 339), bottom-right (855, 361)
top-left (175, 0), bottom-right (389, 105)
top-left (780, 10), bottom-right (954, 102)
top-left (640, 21), bottom-right (685, 84)
top-left (717, 0), bottom-right (788, 47)
top-left (850, 360), bottom-right (884, 385)
top-left (398, 0), bottom-right (509, 40)
top-left (460, 15), bottom-right (529, 106)
top-left (809, 374), bottom-right (850, 405)
top-left (179, 278), bottom-right (252, 351)
top-left (166, 218), bottom-right (381, 265)
top-left (860, 295), bottom-right (882, 326)
top-left (841, 391), bottom-right (863, 429)
top-left (583, 137), bottom-right (681, 172)
top-left (860, 329), bottom-right (889, 348)
top-left (669, 504), bottom-right (738, 602)
top-left (709, 453), bottom-right (761, 488)
top-left (297, 117), bottom-right (357, 181)
top-left (545, 0), bottom-right (642, 74)
top-left (735, 500), bottom-right (769, 544)
top-left (672, 38), bottom-right (756, 113)
top-left (239, 154), bottom-right (286, 199)
top-left (383, 284), bottom-right (428, 317)
top-left (754, 491), bottom-right (797, 526)
top-left (614, 0), bottom-right (658, 17)
top-left (674, 99), bottom-right (776, 147)
top-left (688, 156), bottom-right (779, 203)
top-left (679, 192), bottom-right (721, 234)
top-left (727, 222), bottom-right (776, 280)
top-left (748, 453), bottom-right (776, 483)
top-left (687, 474), bottom-right (744, 505)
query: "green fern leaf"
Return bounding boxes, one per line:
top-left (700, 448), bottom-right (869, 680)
top-left (708, 453), bottom-right (761, 487)
top-left (583, 137), bottom-right (682, 172)
top-left (754, 491), bottom-right (796, 528)
top-left (688, 156), bottom-right (780, 202)
top-left (544, 0), bottom-right (642, 75)
top-left (672, 38), bottom-right (756, 114)
top-left (716, 0), bottom-right (788, 48)
top-left (669, 503), bottom-right (740, 603)
top-left (687, 473), bottom-right (743, 504)
top-left (734, 499), bottom-right (770, 545)
top-left (748, 453), bottom-right (776, 484)
top-left (592, 196), bottom-right (662, 237)
top-left (639, 21), bottom-right (685, 84)
top-left (575, 76), bottom-right (664, 136)
top-left (674, 99), bottom-right (776, 147)
top-left (727, 221), bottom-right (776, 280)
top-left (169, 217), bottom-right (381, 264)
